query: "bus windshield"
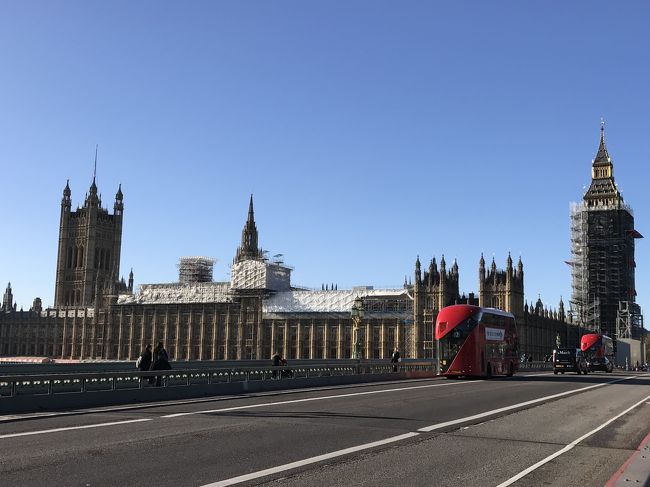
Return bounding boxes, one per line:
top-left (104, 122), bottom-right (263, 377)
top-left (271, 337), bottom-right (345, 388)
top-left (439, 316), bottom-right (478, 372)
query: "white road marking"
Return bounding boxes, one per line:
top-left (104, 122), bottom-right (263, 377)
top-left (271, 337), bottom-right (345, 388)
top-left (161, 380), bottom-right (477, 418)
top-left (0, 377), bottom-right (442, 423)
top-left (199, 432), bottom-right (421, 487)
top-left (197, 376), bottom-right (640, 486)
top-left (0, 418), bottom-right (152, 439)
top-left (522, 372), bottom-right (555, 377)
top-left (417, 375), bottom-right (636, 432)
top-left (495, 391), bottom-right (650, 487)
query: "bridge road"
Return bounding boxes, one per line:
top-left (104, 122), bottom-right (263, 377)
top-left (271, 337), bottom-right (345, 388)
top-left (1, 372), bottom-right (649, 487)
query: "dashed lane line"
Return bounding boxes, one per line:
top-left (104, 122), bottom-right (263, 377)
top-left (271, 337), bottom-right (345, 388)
top-left (496, 391), bottom-right (650, 487)
top-left (199, 432), bottom-right (421, 487)
top-left (161, 380), bottom-right (477, 418)
top-left (0, 418), bottom-right (152, 439)
top-left (197, 376), bottom-right (638, 486)
top-left (0, 377), bottom-right (444, 423)
top-left (417, 375), bottom-right (637, 432)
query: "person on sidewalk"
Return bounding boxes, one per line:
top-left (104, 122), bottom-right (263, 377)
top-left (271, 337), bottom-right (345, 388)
top-left (391, 348), bottom-right (401, 372)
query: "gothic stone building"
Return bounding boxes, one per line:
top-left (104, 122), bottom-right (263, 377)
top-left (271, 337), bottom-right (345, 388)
top-left (1, 181), bottom-right (575, 361)
top-left (570, 125), bottom-right (643, 339)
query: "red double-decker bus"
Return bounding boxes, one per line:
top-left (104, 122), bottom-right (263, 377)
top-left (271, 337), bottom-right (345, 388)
top-left (435, 304), bottom-right (518, 378)
top-left (580, 333), bottom-right (614, 372)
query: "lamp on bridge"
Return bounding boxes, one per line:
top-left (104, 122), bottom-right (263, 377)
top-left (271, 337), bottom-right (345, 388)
top-left (351, 297), bottom-right (364, 360)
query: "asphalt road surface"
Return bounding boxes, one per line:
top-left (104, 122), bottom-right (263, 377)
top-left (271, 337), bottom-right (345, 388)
top-left (1, 371), bottom-right (649, 487)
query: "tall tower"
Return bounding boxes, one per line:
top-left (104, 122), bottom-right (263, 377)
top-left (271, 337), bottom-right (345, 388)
top-left (569, 123), bottom-right (642, 334)
top-left (54, 178), bottom-right (124, 307)
top-left (233, 195), bottom-right (263, 264)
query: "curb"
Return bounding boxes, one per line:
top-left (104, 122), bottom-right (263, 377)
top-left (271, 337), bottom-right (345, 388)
top-left (606, 429), bottom-right (650, 487)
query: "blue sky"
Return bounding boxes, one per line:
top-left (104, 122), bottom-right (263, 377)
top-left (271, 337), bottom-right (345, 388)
top-left (1, 1), bottom-right (648, 322)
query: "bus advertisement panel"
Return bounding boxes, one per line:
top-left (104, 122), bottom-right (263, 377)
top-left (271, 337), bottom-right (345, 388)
top-left (435, 304), bottom-right (518, 378)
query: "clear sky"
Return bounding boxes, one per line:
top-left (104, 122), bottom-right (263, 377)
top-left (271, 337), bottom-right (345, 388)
top-left (1, 1), bottom-right (648, 322)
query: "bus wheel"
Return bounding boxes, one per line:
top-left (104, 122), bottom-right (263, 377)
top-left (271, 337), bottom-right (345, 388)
top-left (486, 364), bottom-right (492, 379)
top-left (506, 362), bottom-right (514, 377)
top-left (553, 370), bottom-right (558, 375)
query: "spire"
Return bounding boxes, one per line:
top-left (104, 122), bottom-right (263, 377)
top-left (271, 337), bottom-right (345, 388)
top-left (584, 121), bottom-right (621, 208)
top-left (593, 119), bottom-right (611, 164)
top-left (479, 253), bottom-right (485, 268)
top-left (3, 282), bottom-right (14, 312)
top-left (507, 252), bottom-right (513, 268)
top-left (94, 144), bottom-right (98, 180)
top-left (62, 179), bottom-right (72, 211)
top-left (491, 256), bottom-right (496, 272)
top-left (234, 195), bottom-right (262, 263)
top-left (440, 254), bottom-right (446, 271)
top-left (452, 258), bottom-right (459, 275)
top-left (114, 183), bottom-right (124, 215)
top-left (85, 176), bottom-right (99, 207)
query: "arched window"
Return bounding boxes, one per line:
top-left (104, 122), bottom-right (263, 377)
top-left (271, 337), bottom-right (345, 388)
top-left (78, 246), bottom-right (84, 268)
top-left (67, 247), bottom-right (73, 269)
top-left (105, 250), bottom-right (111, 270)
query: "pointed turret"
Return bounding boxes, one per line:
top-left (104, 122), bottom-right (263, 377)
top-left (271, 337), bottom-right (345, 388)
top-left (452, 258), bottom-right (459, 276)
top-left (85, 176), bottom-right (100, 208)
top-left (61, 179), bottom-right (72, 214)
top-left (128, 268), bottom-right (134, 293)
top-left (114, 184), bottom-right (124, 215)
top-left (517, 255), bottom-right (523, 276)
top-left (415, 255), bottom-right (422, 284)
top-left (2, 282), bottom-right (13, 312)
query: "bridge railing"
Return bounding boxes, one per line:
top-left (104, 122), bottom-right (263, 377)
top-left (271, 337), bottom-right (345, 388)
top-left (0, 360), bottom-right (434, 399)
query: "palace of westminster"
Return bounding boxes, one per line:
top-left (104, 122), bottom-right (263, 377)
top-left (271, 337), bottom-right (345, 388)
top-left (0, 126), bottom-right (643, 362)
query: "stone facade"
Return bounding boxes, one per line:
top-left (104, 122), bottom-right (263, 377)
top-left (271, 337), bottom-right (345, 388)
top-left (54, 179), bottom-right (125, 307)
top-left (0, 180), bottom-right (576, 362)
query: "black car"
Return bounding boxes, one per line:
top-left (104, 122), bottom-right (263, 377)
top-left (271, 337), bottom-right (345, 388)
top-left (553, 348), bottom-right (588, 375)
top-left (587, 356), bottom-right (614, 373)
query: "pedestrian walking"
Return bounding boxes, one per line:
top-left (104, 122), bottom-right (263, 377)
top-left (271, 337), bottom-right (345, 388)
top-left (391, 348), bottom-right (401, 372)
top-left (150, 342), bottom-right (171, 386)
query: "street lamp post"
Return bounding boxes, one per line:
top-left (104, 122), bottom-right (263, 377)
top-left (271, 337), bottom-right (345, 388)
top-left (351, 297), bottom-right (364, 361)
